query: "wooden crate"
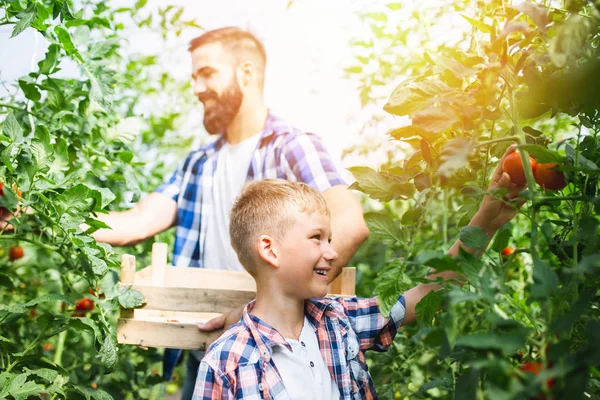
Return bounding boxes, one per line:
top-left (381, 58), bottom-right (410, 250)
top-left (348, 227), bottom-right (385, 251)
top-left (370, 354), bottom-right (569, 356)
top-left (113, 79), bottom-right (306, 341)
top-left (117, 243), bottom-right (356, 350)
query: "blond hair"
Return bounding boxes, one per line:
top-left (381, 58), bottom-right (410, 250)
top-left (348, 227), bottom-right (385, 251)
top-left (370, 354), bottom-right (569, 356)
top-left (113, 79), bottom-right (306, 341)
top-left (229, 179), bottom-right (329, 275)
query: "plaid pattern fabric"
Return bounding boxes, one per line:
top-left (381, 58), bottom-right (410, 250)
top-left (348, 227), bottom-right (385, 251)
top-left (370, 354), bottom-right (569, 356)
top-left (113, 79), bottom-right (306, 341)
top-left (156, 112), bottom-right (345, 269)
top-left (193, 295), bottom-right (406, 400)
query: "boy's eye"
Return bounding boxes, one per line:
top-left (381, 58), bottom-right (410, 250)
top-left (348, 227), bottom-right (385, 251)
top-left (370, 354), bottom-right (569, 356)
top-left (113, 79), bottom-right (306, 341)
top-left (311, 235), bottom-right (320, 240)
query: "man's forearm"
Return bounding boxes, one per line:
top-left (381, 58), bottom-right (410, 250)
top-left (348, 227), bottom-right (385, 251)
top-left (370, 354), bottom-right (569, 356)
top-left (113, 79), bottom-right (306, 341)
top-left (87, 210), bottom-right (149, 246)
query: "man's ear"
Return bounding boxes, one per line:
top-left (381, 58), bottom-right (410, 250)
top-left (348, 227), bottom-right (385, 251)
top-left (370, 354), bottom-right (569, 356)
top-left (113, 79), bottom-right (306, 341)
top-left (237, 61), bottom-right (253, 87)
top-left (256, 234), bottom-right (279, 268)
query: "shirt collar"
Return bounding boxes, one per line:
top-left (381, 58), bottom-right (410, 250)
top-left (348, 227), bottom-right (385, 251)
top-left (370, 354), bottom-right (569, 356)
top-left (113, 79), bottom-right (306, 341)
top-left (196, 110), bottom-right (288, 155)
top-left (242, 298), bottom-right (334, 362)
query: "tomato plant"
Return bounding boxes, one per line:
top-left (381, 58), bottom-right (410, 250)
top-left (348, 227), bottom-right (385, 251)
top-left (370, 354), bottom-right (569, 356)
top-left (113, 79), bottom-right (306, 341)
top-left (347, 0), bottom-right (600, 398)
top-left (0, 0), bottom-right (200, 398)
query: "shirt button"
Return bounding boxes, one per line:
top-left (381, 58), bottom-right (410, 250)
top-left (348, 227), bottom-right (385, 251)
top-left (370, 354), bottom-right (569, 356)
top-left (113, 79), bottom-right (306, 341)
top-left (310, 361), bottom-right (315, 367)
top-left (258, 383), bottom-right (264, 391)
top-left (301, 341), bottom-right (306, 347)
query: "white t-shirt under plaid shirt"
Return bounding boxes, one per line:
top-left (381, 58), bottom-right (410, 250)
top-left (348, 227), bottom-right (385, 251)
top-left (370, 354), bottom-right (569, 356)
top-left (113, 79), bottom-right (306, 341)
top-left (155, 111), bottom-right (345, 269)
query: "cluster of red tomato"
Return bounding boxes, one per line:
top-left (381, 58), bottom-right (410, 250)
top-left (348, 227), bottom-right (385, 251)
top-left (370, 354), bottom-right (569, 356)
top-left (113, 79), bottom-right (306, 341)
top-left (502, 151), bottom-right (567, 190)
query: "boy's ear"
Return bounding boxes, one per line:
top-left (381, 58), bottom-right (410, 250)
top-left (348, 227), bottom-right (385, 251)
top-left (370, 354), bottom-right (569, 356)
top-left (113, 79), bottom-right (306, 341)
top-left (256, 234), bottom-right (280, 268)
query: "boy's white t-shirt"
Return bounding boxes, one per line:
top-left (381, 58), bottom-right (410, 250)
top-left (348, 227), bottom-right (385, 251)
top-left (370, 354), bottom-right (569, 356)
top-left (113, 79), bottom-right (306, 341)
top-left (272, 317), bottom-right (340, 400)
top-left (203, 133), bottom-right (262, 271)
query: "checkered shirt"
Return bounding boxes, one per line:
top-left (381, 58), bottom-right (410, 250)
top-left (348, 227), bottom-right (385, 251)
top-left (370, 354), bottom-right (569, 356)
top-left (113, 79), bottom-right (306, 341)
top-left (193, 295), bottom-right (406, 399)
top-left (156, 112), bottom-right (345, 269)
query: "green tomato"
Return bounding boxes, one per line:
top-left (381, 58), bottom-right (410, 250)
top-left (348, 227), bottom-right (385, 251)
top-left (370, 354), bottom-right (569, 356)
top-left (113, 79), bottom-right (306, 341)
top-left (165, 382), bottom-right (179, 395)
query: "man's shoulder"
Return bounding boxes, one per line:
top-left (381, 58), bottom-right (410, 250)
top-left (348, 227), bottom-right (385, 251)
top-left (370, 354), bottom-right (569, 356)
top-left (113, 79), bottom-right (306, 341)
top-left (202, 321), bottom-right (260, 373)
top-left (267, 113), bottom-right (321, 145)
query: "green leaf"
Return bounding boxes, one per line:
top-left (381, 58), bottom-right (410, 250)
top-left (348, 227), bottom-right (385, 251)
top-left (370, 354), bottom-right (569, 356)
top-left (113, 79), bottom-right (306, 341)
top-left (530, 258), bottom-right (559, 299)
top-left (549, 16), bottom-right (591, 68)
top-left (517, 144), bottom-right (563, 163)
top-left (384, 79), bottom-right (453, 117)
top-left (364, 212), bottom-right (404, 244)
top-left (416, 290), bottom-right (442, 327)
top-left (411, 105), bottom-right (459, 133)
top-left (0, 335), bottom-right (14, 343)
top-left (348, 166), bottom-right (412, 201)
top-left (385, 3), bottom-right (402, 10)
top-left (98, 335), bottom-right (117, 370)
top-left (118, 287), bottom-right (145, 308)
top-left (455, 328), bottom-right (529, 355)
top-left (446, 287), bottom-right (481, 305)
top-left (83, 67), bottom-right (113, 112)
top-left (461, 14), bottom-right (492, 33)
top-left (69, 317), bottom-right (103, 345)
top-left (1, 113), bottom-right (24, 144)
top-left (400, 207), bottom-right (422, 226)
top-left (25, 368), bottom-right (58, 383)
top-left (511, 2), bottom-right (548, 30)
top-left (459, 226), bottom-right (489, 249)
top-left (11, 5), bottom-right (37, 38)
top-left (38, 44), bottom-right (61, 75)
top-left (24, 293), bottom-right (72, 308)
top-left (439, 137), bottom-right (475, 178)
top-left (18, 79), bottom-right (41, 102)
top-left (455, 368), bottom-right (479, 400)
top-left (9, 373), bottom-right (44, 400)
top-left (491, 224), bottom-right (512, 253)
top-left (54, 26), bottom-right (82, 62)
top-left (457, 248), bottom-right (483, 285)
top-left (54, 184), bottom-right (92, 215)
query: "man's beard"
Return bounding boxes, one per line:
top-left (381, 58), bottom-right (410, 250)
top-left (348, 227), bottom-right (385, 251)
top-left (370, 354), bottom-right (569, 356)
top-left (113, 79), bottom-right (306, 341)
top-left (198, 79), bottom-right (243, 135)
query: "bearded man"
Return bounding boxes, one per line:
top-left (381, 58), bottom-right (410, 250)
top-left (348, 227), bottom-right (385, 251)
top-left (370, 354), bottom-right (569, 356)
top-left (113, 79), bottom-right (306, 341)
top-left (91, 27), bottom-right (369, 399)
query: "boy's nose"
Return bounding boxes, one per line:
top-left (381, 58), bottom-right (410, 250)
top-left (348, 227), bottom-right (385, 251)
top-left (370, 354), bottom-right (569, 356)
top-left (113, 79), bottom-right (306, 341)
top-left (323, 242), bottom-right (338, 264)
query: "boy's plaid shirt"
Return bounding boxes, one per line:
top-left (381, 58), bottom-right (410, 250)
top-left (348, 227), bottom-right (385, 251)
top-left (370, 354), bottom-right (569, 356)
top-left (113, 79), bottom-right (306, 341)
top-left (193, 295), bottom-right (406, 400)
top-left (156, 112), bottom-right (345, 269)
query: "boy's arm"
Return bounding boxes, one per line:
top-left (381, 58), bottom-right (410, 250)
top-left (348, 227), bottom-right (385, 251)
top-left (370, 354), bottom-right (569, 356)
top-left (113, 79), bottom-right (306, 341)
top-left (402, 145), bottom-right (526, 326)
top-left (192, 361), bottom-right (235, 400)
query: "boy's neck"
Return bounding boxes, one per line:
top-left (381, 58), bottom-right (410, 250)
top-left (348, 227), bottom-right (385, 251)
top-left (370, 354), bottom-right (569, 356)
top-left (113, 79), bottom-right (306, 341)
top-left (252, 289), bottom-right (306, 340)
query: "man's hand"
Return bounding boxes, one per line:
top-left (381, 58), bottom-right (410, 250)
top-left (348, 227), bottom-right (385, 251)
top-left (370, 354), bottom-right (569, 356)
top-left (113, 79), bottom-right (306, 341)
top-left (471, 145), bottom-right (527, 235)
top-left (197, 305), bottom-right (244, 332)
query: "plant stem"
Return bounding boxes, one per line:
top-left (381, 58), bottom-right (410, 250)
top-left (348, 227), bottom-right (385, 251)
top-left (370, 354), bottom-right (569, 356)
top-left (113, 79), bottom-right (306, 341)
top-left (53, 330), bottom-right (67, 365)
top-left (0, 235), bottom-right (59, 251)
top-left (475, 136), bottom-right (519, 148)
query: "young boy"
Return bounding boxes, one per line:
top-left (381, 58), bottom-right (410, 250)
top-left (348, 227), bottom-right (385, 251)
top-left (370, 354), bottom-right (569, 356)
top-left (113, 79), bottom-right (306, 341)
top-left (192, 147), bottom-right (524, 399)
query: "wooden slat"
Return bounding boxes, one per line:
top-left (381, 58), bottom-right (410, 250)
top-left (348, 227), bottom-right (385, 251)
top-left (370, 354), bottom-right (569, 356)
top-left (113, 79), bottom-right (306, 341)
top-left (117, 318), bottom-right (222, 350)
top-left (134, 266), bottom-right (256, 290)
top-left (120, 284), bottom-right (256, 313)
top-left (151, 242), bottom-right (168, 286)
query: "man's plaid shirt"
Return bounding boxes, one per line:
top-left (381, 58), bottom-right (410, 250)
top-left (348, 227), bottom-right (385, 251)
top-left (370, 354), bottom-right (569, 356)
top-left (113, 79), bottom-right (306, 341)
top-left (156, 112), bottom-right (345, 269)
top-left (193, 295), bottom-right (406, 399)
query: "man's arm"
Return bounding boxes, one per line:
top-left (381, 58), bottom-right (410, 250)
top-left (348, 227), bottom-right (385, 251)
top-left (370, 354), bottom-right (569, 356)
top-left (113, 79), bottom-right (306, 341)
top-left (88, 193), bottom-right (177, 246)
top-left (322, 184), bottom-right (370, 281)
top-left (402, 145), bottom-right (526, 326)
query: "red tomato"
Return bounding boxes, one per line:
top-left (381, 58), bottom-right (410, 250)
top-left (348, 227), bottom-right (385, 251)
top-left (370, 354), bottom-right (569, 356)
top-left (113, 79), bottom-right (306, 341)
top-left (519, 361), bottom-right (555, 389)
top-left (501, 247), bottom-right (515, 257)
top-left (503, 152), bottom-right (537, 186)
top-left (75, 298), bottom-right (95, 312)
top-left (9, 246), bottom-right (24, 261)
top-left (534, 163), bottom-right (567, 191)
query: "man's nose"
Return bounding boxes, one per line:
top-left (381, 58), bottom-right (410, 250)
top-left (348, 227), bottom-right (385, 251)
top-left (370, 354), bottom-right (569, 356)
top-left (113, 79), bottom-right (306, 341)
top-left (193, 78), bottom-right (207, 96)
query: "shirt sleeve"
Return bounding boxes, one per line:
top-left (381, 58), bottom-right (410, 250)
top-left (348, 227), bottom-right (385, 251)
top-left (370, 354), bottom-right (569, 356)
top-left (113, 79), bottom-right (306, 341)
top-left (339, 295), bottom-right (406, 352)
top-left (154, 162), bottom-right (184, 202)
top-left (192, 361), bottom-right (235, 400)
top-left (281, 132), bottom-right (346, 192)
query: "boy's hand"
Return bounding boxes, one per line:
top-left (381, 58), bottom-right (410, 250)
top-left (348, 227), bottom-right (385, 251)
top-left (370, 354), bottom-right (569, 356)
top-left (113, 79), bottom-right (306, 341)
top-left (471, 145), bottom-right (527, 236)
top-left (197, 305), bottom-right (244, 332)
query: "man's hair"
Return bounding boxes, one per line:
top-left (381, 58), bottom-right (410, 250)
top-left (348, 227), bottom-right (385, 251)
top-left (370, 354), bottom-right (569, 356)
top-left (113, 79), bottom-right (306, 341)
top-left (230, 179), bottom-right (329, 275)
top-left (189, 27), bottom-right (266, 72)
